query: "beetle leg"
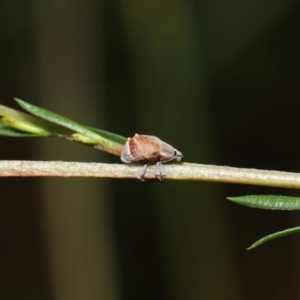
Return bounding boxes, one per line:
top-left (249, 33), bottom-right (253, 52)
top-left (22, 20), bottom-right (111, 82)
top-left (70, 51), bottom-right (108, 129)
top-left (137, 164), bottom-right (148, 181)
top-left (155, 161), bottom-right (166, 181)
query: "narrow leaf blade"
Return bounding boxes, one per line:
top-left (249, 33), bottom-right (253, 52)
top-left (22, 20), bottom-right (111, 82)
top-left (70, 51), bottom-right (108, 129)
top-left (248, 227), bottom-right (300, 249)
top-left (0, 124), bottom-right (39, 137)
top-left (0, 103), bottom-right (72, 136)
top-left (89, 127), bottom-right (126, 145)
top-left (227, 195), bottom-right (300, 210)
top-left (15, 98), bottom-right (99, 139)
top-left (15, 98), bottom-right (125, 155)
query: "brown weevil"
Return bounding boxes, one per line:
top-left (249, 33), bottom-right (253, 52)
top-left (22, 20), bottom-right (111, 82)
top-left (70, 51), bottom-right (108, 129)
top-left (121, 134), bottom-right (183, 181)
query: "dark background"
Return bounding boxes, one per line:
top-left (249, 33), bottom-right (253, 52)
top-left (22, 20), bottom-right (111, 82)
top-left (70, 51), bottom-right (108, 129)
top-left (1, 0), bottom-right (300, 299)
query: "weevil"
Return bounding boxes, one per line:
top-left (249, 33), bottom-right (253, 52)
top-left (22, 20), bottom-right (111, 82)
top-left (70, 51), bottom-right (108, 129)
top-left (121, 134), bottom-right (183, 181)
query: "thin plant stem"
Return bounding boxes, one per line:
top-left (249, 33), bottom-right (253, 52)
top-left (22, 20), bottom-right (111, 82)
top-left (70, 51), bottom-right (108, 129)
top-left (0, 160), bottom-right (300, 189)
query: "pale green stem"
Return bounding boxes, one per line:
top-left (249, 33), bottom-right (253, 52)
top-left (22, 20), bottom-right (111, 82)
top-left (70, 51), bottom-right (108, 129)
top-left (0, 161), bottom-right (300, 189)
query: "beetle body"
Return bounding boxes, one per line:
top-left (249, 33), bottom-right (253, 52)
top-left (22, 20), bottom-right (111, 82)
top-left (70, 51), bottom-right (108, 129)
top-left (121, 134), bottom-right (183, 181)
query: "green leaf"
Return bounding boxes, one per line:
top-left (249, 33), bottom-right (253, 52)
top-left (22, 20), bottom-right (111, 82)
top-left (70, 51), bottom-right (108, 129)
top-left (248, 227), bottom-right (300, 249)
top-left (1, 116), bottom-right (51, 136)
top-left (0, 123), bottom-right (39, 137)
top-left (71, 129), bottom-right (127, 145)
top-left (0, 99), bottom-right (126, 156)
top-left (14, 98), bottom-right (125, 155)
top-left (89, 127), bottom-right (126, 145)
top-left (0, 103), bottom-right (72, 136)
top-left (227, 195), bottom-right (300, 210)
top-left (15, 98), bottom-right (99, 139)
